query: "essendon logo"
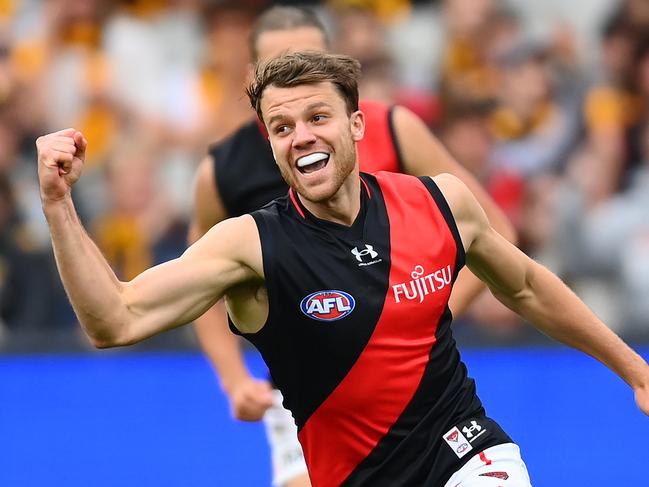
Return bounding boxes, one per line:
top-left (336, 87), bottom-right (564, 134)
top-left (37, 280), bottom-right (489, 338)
top-left (442, 426), bottom-right (473, 458)
top-left (300, 290), bottom-right (355, 322)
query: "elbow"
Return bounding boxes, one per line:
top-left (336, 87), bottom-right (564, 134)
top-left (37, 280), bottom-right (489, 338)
top-left (91, 338), bottom-right (115, 349)
top-left (89, 334), bottom-right (123, 349)
top-left (83, 320), bottom-right (134, 349)
top-left (87, 332), bottom-right (129, 349)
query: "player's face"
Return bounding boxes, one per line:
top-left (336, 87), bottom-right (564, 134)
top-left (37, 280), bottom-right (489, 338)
top-left (255, 27), bottom-right (327, 63)
top-left (261, 82), bottom-right (364, 203)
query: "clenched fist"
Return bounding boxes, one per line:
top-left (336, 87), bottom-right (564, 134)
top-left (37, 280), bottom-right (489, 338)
top-left (227, 377), bottom-right (274, 421)
top-left (37, 128), bottom-right (87, 204)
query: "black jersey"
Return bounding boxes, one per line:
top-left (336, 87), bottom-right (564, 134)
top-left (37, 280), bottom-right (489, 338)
top-left (210, 119), bottom-right (287, 217)
top-left (234, 172), bottom-right (511, 487)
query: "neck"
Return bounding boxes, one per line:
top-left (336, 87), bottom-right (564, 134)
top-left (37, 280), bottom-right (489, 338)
top-left (298, 167), bottom-right (361, 226)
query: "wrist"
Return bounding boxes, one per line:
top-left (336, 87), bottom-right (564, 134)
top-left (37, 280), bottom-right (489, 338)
top-left (627, 358), bottom-right (649, 391)
top-left (41, 194), bottom-right (74, 219)
top-left (221, 370), bottom-right (253, 394)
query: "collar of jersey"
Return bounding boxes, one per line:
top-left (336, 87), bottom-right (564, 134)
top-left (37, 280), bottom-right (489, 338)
top-left (288, 174), bottom-right (371, 239)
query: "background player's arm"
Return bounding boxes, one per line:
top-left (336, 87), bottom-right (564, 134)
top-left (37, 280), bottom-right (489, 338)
top-left (38, 130), bottom-right (260, 349)
top-left (189, 155), bottom-right (273, 421)
top-left (393, 106), bottom-right (516, 317)
top-left (435, 173), bottom-right (649, 415)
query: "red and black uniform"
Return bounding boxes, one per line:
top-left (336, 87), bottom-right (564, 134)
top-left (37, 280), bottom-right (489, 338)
top-left (210, 100), bottom-right (402, 217)
top-left (235, 172), bottom-right (512, 486)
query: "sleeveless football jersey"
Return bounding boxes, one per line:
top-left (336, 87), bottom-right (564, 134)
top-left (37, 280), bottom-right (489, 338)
top-left (234, 172), bottom-right (511, 486)
top-left (210, 100), bottom-right (403, 217)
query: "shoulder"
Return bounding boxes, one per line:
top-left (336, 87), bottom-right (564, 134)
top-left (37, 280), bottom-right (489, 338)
top-left (390, 104), bottom-right (424, 130)
top-left (194, 214), bottom-right (258, 250)
top-left (387, 105), bottom-right (454, 177)
top-left (432, 173), bottom-right (477, 213)
top-left (194, 153), bottom-right (215, 186)
top-left (193, 214), bottom-right (263, 277)
top-left (189, 154), bottom-right (227, 241)
top-left (431, 174), bottom-right (489, 247)
top-left (210, 214), bottom-right (259, 237)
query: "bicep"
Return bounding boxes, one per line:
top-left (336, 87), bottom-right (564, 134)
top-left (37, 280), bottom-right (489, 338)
top-left (465, 226), bottom-right (532, 306)
top-left (121, 217), bottom-right (260, 343)
top-left (435, 174), bottom-right (530, 306)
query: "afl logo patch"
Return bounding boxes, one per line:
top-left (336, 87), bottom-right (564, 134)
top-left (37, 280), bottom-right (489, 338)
top-left (300, 290), bottom-right (355, 322)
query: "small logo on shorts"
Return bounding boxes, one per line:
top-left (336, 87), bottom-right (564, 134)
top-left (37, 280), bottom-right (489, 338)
top-left (462, 420), bottom-right (486, 443)
top-left (300, 290), bottom-right (355, 322)
top-left (443, 426), bottom-right (473, 459)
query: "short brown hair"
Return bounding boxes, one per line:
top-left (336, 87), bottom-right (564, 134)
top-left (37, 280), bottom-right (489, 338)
top-left (249, 6), bottom-right (330, 61)
top-left (247, 51), bottom-right (362, 121)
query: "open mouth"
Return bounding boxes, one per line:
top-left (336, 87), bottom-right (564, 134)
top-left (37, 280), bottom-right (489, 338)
top-left (296, 152), bottom-right (330, 174)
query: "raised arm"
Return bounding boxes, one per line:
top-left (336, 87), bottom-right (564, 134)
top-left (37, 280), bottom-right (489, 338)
top-left (38, 129), bottom-right (261, 348)
top-left (392, 106), bottom-right (516, 316)
top-left (188, 155), bottom-right (273, 421)
top-left (435, 173), bottom-right (649, 415)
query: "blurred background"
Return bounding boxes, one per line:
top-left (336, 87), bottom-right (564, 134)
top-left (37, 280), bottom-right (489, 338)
top-left (0, 0), bottom-right (648, 485)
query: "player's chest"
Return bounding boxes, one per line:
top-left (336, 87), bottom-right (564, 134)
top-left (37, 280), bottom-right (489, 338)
top-left (275, 229), bottom-right (456, 326)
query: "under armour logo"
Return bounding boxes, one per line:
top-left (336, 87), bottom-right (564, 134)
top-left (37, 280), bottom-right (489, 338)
top-left (351, 244), bottom-right (378, 262)
top-left (462, 421), bottom-right (483, 438)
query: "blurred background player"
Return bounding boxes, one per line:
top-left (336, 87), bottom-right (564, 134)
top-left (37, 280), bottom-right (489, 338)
top-left (187, 5), bottom-right (515, 487)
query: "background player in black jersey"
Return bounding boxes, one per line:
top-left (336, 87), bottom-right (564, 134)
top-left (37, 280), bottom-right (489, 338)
top-left (189, 8), bottom-right (516, 486)
top-left (38, 51), bottom-right (648, 487)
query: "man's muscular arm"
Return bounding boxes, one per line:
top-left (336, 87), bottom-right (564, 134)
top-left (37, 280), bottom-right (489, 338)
top-left (189, 155), bottom-right (273, 421)
top-left (38, 130), bottom-right (260, 348)
top-left (435, 173), bottom-right (649, 416)
top-left (393, 106), bottom-right (517, 317)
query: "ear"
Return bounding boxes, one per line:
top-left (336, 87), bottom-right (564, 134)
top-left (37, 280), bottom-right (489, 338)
top-left (269, 140), bottom-right (278, 164)
top-left (350, 110), bottom-right (365, 142)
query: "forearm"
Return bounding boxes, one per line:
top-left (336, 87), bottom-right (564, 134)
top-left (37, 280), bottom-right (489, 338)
top-left (502, 262), bottom-right (649, 390)
top-left (193, 300), bottom-right (251, 392)
top-left (44, 197), bottom-right (129, 346)
top-left (37, 130), bottom-right (245, 348)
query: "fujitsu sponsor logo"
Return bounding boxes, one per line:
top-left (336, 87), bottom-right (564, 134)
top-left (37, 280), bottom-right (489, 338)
top-left (392, 264), bottom-right (453, 304)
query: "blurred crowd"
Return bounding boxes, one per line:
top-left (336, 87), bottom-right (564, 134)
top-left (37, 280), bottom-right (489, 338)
top-left (1, 0), bottom-right (648, 351)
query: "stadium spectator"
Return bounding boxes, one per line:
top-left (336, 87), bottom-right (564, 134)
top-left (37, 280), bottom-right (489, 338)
top-left (93, 144), bottom-right (186, 281)
top-left (0, 171), bottom-right (70, 339)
